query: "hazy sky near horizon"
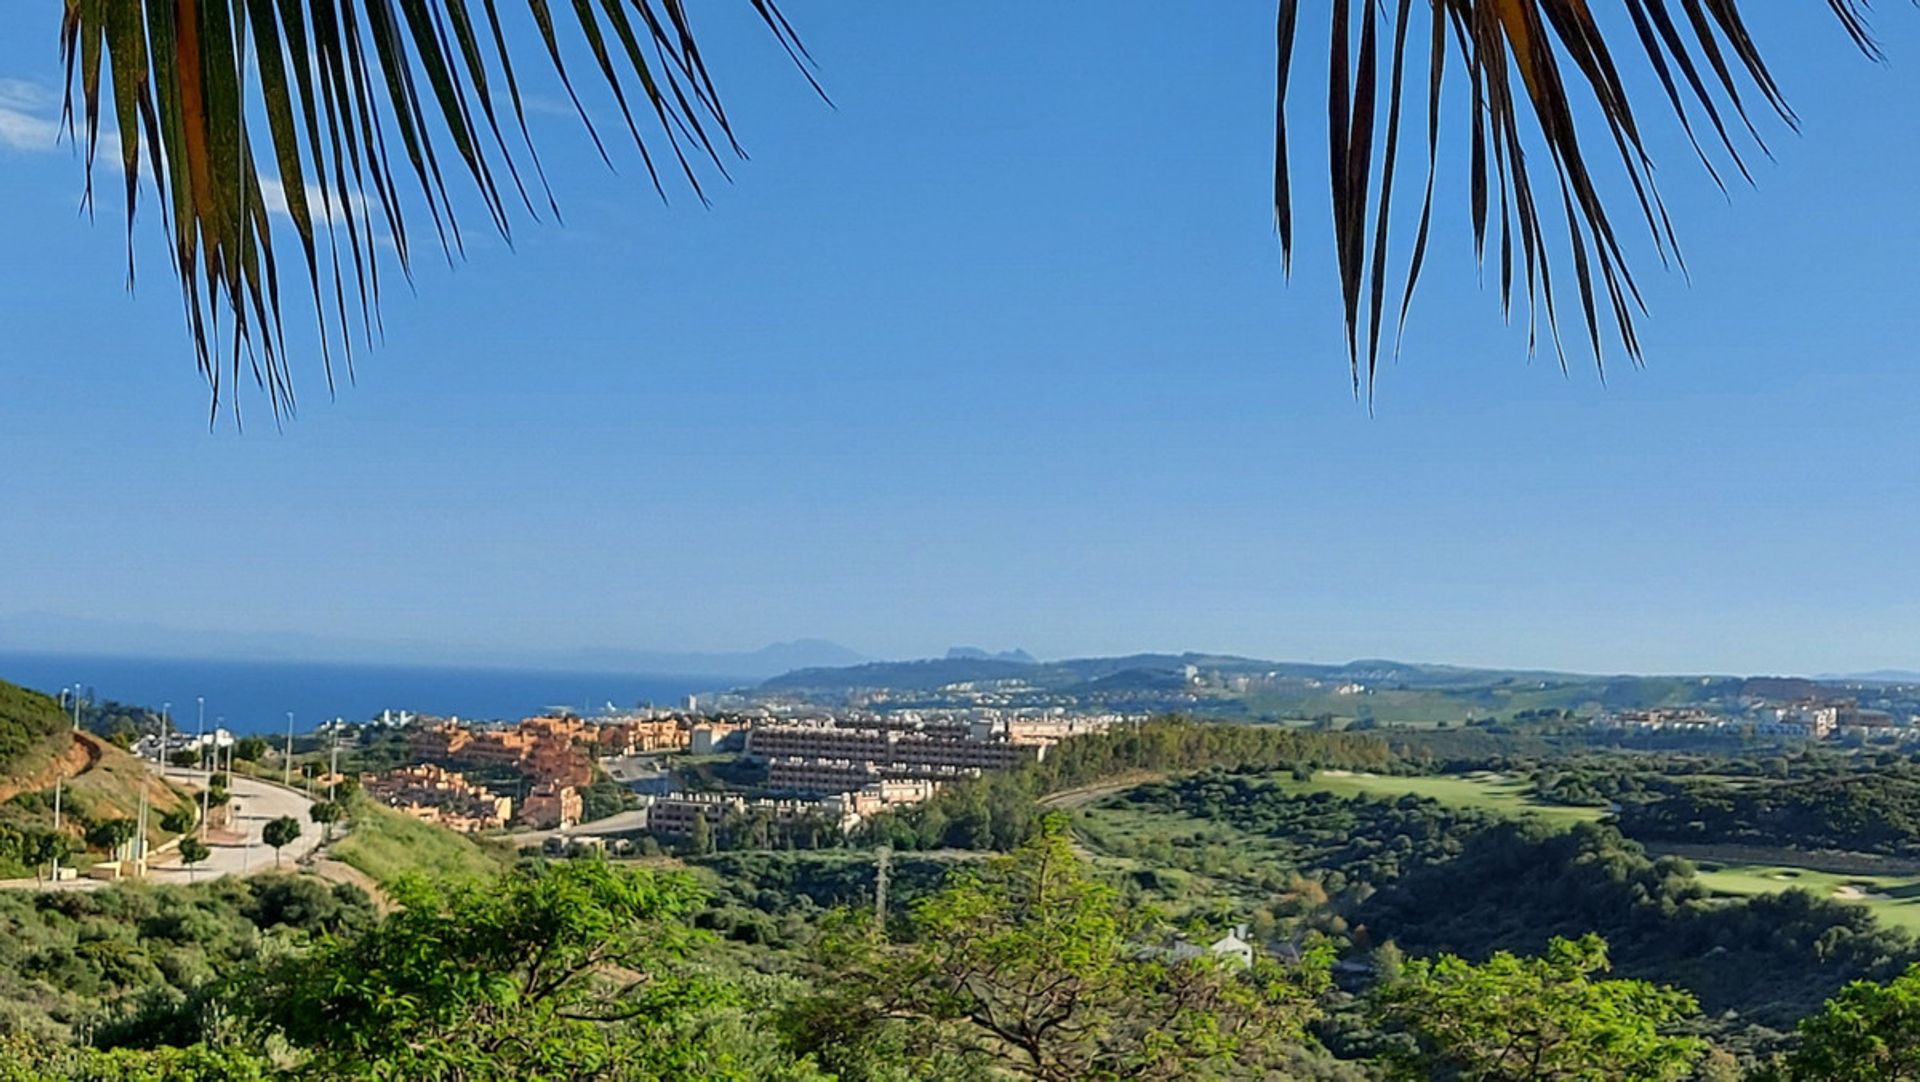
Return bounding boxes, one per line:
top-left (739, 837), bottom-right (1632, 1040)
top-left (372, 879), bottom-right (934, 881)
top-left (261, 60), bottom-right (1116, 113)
top-left (2, 4), bottom-right (1917, 677)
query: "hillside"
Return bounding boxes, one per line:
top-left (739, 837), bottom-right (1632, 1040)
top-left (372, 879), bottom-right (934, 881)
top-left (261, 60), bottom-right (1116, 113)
top-left (0, 679), bottom-right (75, 781)
top-left (757, 652), bottom-right (1750, 721)
top-left (330, 795), bottom-right (516, 887)
top-left (0, 677), bottom-right (197, 876)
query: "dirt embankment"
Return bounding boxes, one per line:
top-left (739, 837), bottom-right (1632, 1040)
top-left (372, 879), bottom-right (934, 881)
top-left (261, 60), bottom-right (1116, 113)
top-left (0, 731), bottom-right (100, 804)
top-left (1037, 772), bottom-right (1167, 811)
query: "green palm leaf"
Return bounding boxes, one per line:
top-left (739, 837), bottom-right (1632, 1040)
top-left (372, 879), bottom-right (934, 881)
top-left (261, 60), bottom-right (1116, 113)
top-left (60, 0), bottom-right (813, 421)
top-left (60, 2), bottom-right (1888, 414)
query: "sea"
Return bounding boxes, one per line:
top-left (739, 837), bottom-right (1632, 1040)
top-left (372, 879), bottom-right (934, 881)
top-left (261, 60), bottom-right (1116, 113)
top-left (0, 651), bottom-right (745, 733)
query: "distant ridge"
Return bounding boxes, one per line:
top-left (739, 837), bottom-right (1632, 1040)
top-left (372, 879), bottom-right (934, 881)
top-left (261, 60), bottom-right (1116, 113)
top-left (757, 652), bottom-right (1571, 694)
top-left (758, 651), bottom-right (1776, 698)
top-left (555, 639), bottom-right (870, 680)
top-left (1822, 670), bottom-right (1920, 685)
top-left (0, 612), bottom-right (867, 680)
top-left (945, 646), bottom-right (1037, 664)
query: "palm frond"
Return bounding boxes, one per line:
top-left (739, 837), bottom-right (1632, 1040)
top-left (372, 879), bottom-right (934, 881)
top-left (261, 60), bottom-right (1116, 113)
top-left (61, 0), bottom-right (813, 422)
top-left (1280, 0), bottom-right (1884, 399)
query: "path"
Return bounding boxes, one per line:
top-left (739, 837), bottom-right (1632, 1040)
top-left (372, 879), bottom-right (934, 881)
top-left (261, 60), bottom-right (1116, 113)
top-left (513, 807), bottom-right (650, 847)
top-left (0, 767), bottom-right (324, 891)
top-left (1037, 771), bottom-right (1166, 811)
top-left (143, 768), bottom-right (326, 883)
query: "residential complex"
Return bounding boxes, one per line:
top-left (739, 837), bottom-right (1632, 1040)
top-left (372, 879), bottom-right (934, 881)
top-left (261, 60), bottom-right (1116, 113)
top-left (361, 763), bottom-right (513, 833)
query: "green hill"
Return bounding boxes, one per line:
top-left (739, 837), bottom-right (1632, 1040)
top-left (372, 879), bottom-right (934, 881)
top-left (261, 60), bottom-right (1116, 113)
top-left (330, 795), bottom-right (514, 887)
top-left (0, 679), bottom-right (74, 780)
top-left (0, 677), bottom-right (197, 878)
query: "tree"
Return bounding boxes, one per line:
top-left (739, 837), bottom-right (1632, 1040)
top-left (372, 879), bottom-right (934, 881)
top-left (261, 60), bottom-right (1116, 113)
top-left (309, 801), bottom-right (343, 844)
top-left (795, 817), bottom-right (1332, 1080)
top-left (159, 806), bottom-right (197, 836)
top-left (261, 816), bottom-right (301, 869)
top-left (1782, 962), bottom-right (1920, 1080)
top-left (86, 817), bottom-right (139, 859)
top-left (170, 750), bottom-right (201, 770)
top-left (237, 861), bottom-right (790, 1079)
top-left (49, 3), bottom-right (1889, 413)
top-left (233, 736), bottom-right (270, 762)
top-left (689, 811), bottom-right (714, 856)
top-left (178, 836), bottom-right (211, 881)
top-left (1376, 933), bottom-right (1706, 1081)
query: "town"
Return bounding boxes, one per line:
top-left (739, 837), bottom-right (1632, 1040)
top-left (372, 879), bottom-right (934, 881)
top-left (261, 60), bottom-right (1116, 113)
top-left (309, 705), bottom-right (1144, 849)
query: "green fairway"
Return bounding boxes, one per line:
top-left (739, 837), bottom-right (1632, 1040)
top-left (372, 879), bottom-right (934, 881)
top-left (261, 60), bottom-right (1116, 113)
top-left (1693, 863), bottom-right (1920, 934)
top-left (1278, 770), bottom-right (1608, 826)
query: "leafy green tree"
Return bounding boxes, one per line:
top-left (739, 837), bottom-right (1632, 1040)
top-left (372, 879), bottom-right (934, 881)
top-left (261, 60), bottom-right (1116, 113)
top-left (308, 801), bottom-right (343, 845)
top-left (690, 812), bottom-right (715, 856)
top-left (239, 860), bottom-right (811, 1079)
top-left (1783, 962), bottom-right (1920, 1080)
top-left (1376, 934), bottom-right (1706, 1081)
top-left (233, 736), bottom-right (270, 762)
top-left (159, 806), bottom-right (196, 836)
top-left (86, 818), bottom-right (139, 858)
top-left (1, 1033), bottom-right (273, 1081)
top-left (261, 816), bottom-right (301, 869)
top-left (796, 818), bottom-right (1331, 1080)
top-left (169, 750), bottom-right (200, 770)
top-left (177, 836), bottom-right (211, 881)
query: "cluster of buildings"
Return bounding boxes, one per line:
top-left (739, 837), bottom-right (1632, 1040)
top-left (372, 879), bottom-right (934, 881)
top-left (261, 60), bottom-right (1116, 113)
top-left (626, 713), bottom-right (1127, 843)
top-left (410, 716), bottom-right (597, 788)
top-left (1593, 698), bottom-right (1908, 741)
top-left (355, 704), bottom-right (1132, 845)
top-left (642, 779), bottom-right (941, 841)
top-left (403, 715), bottom-right (640, 831)
top-left (361, 764), bottom-right (513, 832)
top-left (1759, 700), bottom-right (1899, 739)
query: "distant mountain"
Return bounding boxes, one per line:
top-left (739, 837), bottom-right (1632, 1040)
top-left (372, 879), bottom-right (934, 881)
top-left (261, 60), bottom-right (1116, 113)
top-left (0, 611), bottom-right (868, 680)
top-left (1823, 670), bottom-right (1920, 685)
top-left (556, 640), bottom-right (870, 679)
top-left (758, 651), bottom-right (1718, 699)
top-left (945, 646), bottom-right (1038, 664)
top-left (762, 651), bottom-right (1351, 694)
top-left (765, 656), bottom-right (1039, 692)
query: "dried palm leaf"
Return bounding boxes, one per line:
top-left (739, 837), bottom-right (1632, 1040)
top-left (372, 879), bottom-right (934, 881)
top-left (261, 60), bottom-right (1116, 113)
top-left (60, 0), bottom-right (814, 422)
top-left (1278, 0), bottom-right (1884, 399)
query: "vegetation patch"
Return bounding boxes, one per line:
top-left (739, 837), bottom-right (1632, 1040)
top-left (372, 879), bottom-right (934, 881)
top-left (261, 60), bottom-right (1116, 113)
top-left (1280, 769), bottom-right (1607, 826)
top-left (328, 797), bottom-right (513, 887)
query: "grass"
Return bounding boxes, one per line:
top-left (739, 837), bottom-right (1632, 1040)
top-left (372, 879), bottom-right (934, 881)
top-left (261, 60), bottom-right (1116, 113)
top-left (1069, 769), bottom-right (1608, 918)
top-left (330, 797), bottom-right (514, 887)
top-left (1692, 862), bottom-right (1920, 935)
top-left (1274, 770), bottom-right (1607, 826)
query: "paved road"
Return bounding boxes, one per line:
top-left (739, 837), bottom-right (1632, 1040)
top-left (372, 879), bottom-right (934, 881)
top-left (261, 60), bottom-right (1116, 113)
top-left (0, 767), bottom-right (324, 891)
top-left (513, 807), bottom-right (651, 846)
top-left (145, 768), bottom-right (325, 882)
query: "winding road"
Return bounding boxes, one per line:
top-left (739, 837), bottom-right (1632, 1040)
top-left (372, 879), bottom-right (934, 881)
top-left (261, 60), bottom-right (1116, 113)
top-left (0, 765), bottom-right (325, 891)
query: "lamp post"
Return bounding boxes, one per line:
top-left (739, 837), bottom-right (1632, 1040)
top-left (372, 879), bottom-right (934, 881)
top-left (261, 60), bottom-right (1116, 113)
top-left (284, 712), bottom-right (295, 786)
top-left (160, 702), bottom-right (171, 775)
top-left (50, 684), bottom-right (76, 885)
top-left (196, 697), bottom-right (209, 840)
top-left (328, 721), bottom-right (341, 802)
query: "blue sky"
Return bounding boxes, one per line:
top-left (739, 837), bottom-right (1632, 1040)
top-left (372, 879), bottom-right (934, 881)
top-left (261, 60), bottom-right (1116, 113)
top-left (1, 4), bottom-right (1916, 676)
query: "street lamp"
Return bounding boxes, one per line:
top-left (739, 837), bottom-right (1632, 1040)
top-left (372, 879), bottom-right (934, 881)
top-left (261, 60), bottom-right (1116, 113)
top-left (50, 684), bottom-right (75, 885)
top-left (160, 702), bottom-right (171, 775)
top-left (197, 697), bottom-right (209, 840)
top-left (284, 712), bottom-right (295, 787)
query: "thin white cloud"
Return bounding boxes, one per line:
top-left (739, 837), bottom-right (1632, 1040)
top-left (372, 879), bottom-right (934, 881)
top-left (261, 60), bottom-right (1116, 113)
top-left (259, 178), bottom-right (373, 225)
top-left (0, 77), bottom-right (60, 153)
